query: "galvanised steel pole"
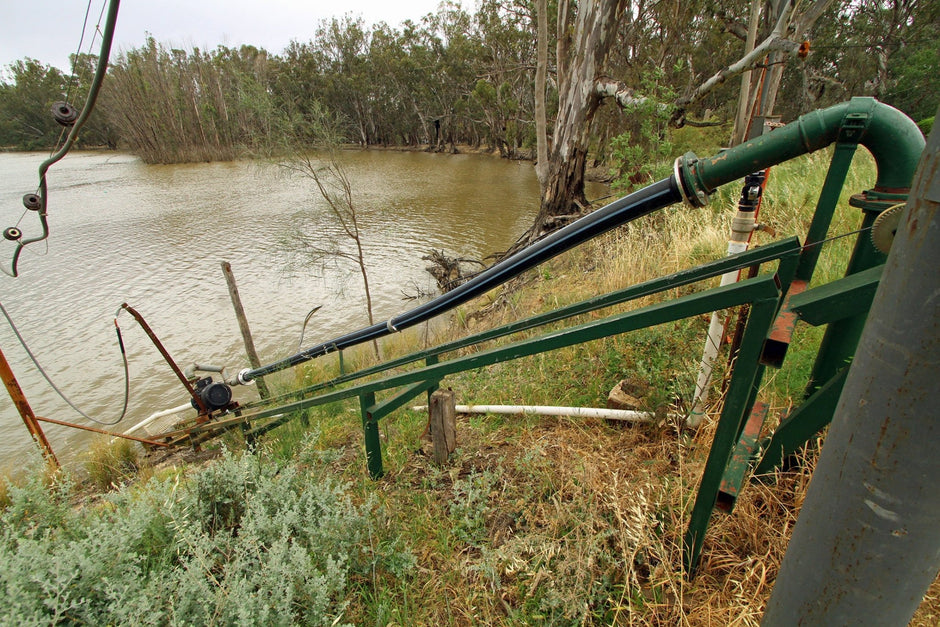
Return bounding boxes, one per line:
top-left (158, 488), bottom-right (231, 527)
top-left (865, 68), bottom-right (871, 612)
top-left (762, 110), bottom-right (940, 625)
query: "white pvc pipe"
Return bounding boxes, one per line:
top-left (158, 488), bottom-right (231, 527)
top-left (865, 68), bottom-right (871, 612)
top-left (688, 241), bottom-right (749, 428)
top-left (123, 403), bottom-right (193, 436)
top-left (412, 404), bottom-right (656, 422)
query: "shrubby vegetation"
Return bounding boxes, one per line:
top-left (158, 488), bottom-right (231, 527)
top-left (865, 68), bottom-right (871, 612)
top-left (0, 446), bottom-right (413, 625)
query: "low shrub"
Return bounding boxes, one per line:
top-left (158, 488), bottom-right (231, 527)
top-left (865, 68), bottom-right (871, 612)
top-left (0, 449), bottom-right (412, 625)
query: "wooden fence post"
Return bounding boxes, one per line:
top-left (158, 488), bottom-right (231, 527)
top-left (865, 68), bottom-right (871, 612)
top-left (429, 389), bottom-right (457, 465)
top-left (221, 261), bottom-right (270, 400)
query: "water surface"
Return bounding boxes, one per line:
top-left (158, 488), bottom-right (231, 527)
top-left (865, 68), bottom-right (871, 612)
top-left (0, 150), bottom-right (604, 471)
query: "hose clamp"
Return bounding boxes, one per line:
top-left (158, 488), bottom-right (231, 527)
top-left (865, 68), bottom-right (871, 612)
top-left (674, 154), bottom-right (709, 208)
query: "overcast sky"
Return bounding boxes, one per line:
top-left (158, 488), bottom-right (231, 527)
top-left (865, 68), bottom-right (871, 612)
top-left (1, 0), bottom-right (470, 73)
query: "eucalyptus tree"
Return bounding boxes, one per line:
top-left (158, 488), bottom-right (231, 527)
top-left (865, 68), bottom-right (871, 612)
top-left (780, 0), bottom-right (940, 121)
top-left (367, 23), bottom-right (426, 145)
top-left (415, 2), bottom-right (484, 152)
top-left (471, 0), bottom-right (539, 158)
top-left (531, 0), bottom-right (840, 231)
top-left (0, 59), bottom-right (69, 150)
top-left (310, 16), bottom-right (374, 146)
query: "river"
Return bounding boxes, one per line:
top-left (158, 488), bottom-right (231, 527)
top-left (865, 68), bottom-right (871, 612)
top-left (0, 149), bottom-right (606, 472)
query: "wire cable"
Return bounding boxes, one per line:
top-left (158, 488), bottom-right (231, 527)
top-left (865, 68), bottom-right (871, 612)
top-left (0, 301), bottom-right (129, 425)
top-left (4, 0), bottom-right (120, 278)
top-left (44, 0), bottom-right (96, 164)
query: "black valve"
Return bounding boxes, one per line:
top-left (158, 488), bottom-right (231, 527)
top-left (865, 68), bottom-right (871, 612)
top-left (3, 227), bottom-right (22, 241)
top-left (192, 376), bottom-right (233, 412)
top-left (22, 194), bottom-right (41, 211)
top-left (51, 101), bottom-right (79, 126)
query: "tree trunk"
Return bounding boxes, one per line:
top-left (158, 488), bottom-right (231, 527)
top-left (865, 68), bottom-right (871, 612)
top-left (534, 0), bottom-right (549, 192)
top-left (534, 0), bottom-right (628, 232)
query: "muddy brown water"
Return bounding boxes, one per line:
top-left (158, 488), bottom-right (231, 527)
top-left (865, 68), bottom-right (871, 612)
top-left (0, 149), bottom-right (607, 471)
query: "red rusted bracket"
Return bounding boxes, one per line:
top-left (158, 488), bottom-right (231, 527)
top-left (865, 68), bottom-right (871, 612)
top-left (759, 279), bottom-right (809, 368)
top-left (119, 303), bottom-right (208, 415)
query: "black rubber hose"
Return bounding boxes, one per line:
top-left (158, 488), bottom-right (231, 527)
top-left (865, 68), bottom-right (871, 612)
top-left (241, 176), bottom-right (683, 381)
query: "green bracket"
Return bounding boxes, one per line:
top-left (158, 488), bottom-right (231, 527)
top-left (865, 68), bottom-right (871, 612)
top-left (794, 133), bottom-right (859, 282)
top-left (359, 378), bottom-right (440, 479)
top-left (788, 265), bottom-right (883, 326)
top-left (753, 367), bottom-right (850, 477)
top-left (360, 392), bottom-right (384, 479)
top-left (683, 295), bottom-right (781, 574)
top-left (425, 355), bottom-right (440, 407)
top-left (366, 379), bottom-right (440, 422)
top-left (716, 401), bottom-right (769, 513)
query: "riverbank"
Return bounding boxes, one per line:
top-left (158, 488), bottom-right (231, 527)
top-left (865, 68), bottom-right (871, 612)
top-left (0, 149), bottom-right (552, 470)
top-left (2, 146), bottom-right (938, 624)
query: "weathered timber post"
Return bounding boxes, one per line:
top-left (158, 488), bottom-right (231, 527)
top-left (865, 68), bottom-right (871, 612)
top-left (429, 389), bottom-right (457, 466)
top-left (221, 262), bottom-right (270, 399)
top-left (762, 108), bottom-right (940, 625)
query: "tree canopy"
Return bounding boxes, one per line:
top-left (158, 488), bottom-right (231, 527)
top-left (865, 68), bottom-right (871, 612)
top-left (1, 0), bottom-right (934, 165)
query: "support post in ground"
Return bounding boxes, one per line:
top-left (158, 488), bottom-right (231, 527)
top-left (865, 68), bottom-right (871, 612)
top-left (762, 107), bottom-right (940, 626)
top-left (429, 389), bottom-right (456, 466)
top-left (359, 392), bottom-right (384, 478)
top-left (221, 261), bottom-right (270, 400)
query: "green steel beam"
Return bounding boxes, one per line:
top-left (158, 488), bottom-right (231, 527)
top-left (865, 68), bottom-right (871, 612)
top-left (788, 265), bottom-right (884, 327)
top-left (805, 212), bottom-right (888, 396)
top-left (683, 295), bottom-right (781, 574)
top-left (716, 401), bottom-right (769, 513)
top-left (794, 141), bottom-right (859, 281)
top-left (752, 368), bottom-right (850, 477)
top-left (184, 275), bottom-right (781, 442)
top-left (360, 392), bottom-right (384, 478)
top-left (366, 378), bottom-right (440, 421)
top-left (237, 238), bottom-right (802, 414)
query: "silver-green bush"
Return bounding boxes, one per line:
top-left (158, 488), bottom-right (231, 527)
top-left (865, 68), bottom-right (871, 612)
top-left (0, 449), bottom-right (411, 625)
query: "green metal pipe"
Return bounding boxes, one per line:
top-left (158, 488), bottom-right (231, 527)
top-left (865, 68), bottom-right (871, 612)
top-left (677, 97), bottom-right (924, 206)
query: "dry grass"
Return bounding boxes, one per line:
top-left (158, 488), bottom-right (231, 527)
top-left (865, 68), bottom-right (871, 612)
top-left (290, 394), bottom-right (938, 625)
top-left (307, 147), bottom-right (940, 624)
top-left (83, 437), bottom-right (140, 491)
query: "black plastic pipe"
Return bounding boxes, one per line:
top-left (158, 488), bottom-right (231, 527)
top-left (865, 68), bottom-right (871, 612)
top-left (238, 177), bottom-right (682, 382)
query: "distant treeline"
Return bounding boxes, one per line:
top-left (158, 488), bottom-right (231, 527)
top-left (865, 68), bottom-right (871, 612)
top-left (1, 0), bottom-right (936, 164)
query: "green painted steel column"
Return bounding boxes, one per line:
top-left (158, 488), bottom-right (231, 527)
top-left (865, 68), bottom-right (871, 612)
top-left (360, 392), bottom-right (384, 479)
top-left (793, 142), bottom-right (859, 282)
top-left (804, 210), bottom-right (888, 396)
top-left (684, 295), bottom-right (780, 573)
top-left (763, 107), bottom-right (940, 626)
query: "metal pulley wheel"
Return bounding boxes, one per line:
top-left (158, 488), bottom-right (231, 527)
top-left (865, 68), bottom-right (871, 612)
top-left (51, 101), bottom-right (79, 126)
top-left (871, 204), bottom-right (905, 254)
top-left (3, 227), bottom-right (23, 241)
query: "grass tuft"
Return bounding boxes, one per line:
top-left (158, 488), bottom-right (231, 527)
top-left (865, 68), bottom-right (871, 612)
top-left (84, 438), bottom-right (140, 491)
